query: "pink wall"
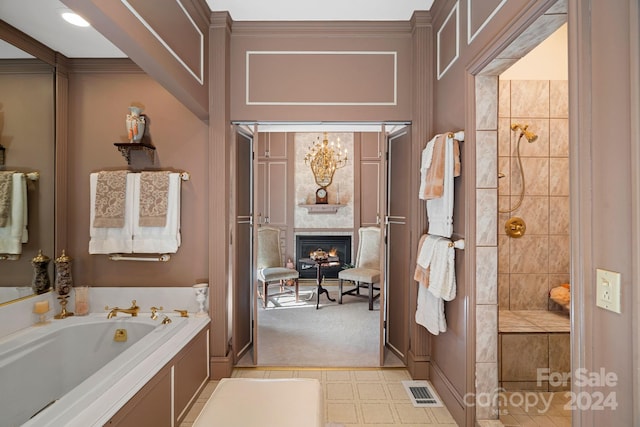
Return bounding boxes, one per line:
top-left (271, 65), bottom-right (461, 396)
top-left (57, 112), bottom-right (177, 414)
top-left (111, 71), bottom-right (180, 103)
top-left (65, 65), bottom-right (209, 287)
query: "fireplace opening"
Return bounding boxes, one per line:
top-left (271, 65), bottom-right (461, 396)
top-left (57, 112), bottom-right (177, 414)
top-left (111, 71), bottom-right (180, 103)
top-left (296, 235), bottom-right (352, 279)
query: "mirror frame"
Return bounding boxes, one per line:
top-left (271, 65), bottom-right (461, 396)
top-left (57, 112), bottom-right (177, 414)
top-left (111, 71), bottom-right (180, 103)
top-left (0, 21), bottom-right (67, 304)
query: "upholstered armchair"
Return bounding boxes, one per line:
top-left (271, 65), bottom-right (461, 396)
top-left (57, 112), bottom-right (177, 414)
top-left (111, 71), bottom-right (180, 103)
top-left (338, 227), bottom-right (381, 310)
top-left (257, 226), bottom-right (299, 308)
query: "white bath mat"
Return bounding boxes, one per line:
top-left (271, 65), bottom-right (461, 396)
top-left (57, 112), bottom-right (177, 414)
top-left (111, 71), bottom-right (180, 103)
top-left (402, 380), bottom-right (443, 407)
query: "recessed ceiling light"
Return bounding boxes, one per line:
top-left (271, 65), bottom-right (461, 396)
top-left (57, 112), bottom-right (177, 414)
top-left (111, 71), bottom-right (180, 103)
top-left (61, 11), bottom-right (90, 27)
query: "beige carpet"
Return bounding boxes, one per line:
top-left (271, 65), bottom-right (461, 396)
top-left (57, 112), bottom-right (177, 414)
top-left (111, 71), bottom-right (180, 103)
top-left (241, 283), bottom-right (386, 367)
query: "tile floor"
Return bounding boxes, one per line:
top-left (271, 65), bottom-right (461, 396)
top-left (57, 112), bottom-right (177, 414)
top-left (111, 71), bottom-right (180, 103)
top-left (498, 391), bottom-right (572, 426)
top-left (180, 367), bottom-right (459, 426)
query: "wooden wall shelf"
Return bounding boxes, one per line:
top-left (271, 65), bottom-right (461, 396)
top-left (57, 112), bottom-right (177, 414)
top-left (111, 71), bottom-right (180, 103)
top-left (299, 204), bottom-right (345, 214)
top-left (114, 142), bottom-right (156, 164)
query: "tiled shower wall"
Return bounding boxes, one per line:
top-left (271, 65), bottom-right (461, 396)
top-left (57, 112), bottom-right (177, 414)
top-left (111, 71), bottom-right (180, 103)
top-left (497, 80), bottom-right (570, 311)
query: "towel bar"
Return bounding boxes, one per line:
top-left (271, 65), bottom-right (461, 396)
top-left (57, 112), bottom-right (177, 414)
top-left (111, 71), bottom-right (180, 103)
top-left (108, 253), bottom-right (171, 262)
top-left (448, 239), bottom-right (465, 249)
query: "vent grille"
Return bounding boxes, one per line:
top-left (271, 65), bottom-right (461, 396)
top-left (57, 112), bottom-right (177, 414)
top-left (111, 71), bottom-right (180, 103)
top-left (402, 380), bottom-right (443, 407)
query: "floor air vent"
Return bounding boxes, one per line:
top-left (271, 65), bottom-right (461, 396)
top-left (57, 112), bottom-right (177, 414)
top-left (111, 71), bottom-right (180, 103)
top-left (402, 380), bottom-right (443, 407)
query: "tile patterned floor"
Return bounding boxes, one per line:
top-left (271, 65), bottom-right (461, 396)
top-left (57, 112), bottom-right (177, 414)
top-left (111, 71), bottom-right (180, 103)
top-left (179, 367), bottom-right (459, 427)
top-left (498, 391), bottom-right (572, 427)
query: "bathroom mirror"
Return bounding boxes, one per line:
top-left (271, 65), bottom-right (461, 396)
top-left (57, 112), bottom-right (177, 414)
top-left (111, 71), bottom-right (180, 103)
top-left (0, 30), bottom-right (56, 305)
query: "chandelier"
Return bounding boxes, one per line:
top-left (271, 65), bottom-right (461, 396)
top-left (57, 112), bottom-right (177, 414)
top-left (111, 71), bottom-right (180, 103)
top-left (303, 132), bottom-right (348, 188)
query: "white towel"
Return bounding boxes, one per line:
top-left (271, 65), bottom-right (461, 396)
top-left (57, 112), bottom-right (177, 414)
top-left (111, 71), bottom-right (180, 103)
top-left (132, 172), bottom-right (181, 253)
top-left (426, 134), bottom-right (455, 237)
top-left (418, 136), bottom-right (436, 199)
top-left (414, 234), bottom-right (456, 335)
top-left (0, 173), bottom-right (28, 254)
top-left (89, 172), bottom-right (134, 254)
top-left (427, 238), bottom-right (456, 301)
top-left (416, 284), bottom-right (446, 335)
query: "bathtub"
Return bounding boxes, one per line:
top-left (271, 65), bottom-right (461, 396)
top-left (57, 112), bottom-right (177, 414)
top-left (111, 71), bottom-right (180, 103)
top-left (0, 313), bottom-right (209, 427)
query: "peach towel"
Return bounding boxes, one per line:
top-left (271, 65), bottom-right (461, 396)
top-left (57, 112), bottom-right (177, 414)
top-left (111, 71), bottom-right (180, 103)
top-left (419, 134), bottom-right (461, 200)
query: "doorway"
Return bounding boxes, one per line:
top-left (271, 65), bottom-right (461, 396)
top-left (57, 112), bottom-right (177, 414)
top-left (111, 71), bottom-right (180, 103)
top-left (232, 122), bottom-right (411, 368)
top-left (469, 5), bottom-right (569, 422)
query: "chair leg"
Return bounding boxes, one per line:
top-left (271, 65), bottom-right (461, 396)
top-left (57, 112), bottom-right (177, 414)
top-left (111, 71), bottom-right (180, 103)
top-left (338, 279), bottom-right (343, 304)
top-left (368, 282), bottom-right (373, 310)
top-left (263, 282), bottom-right (268, 308)
top-left (294, 278), bottom-right (299, 302)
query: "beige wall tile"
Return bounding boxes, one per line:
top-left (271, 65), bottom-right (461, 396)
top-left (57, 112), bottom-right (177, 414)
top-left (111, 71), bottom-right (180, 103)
top-left (549, 196), bottom-right (570, 235)
top-left (499, 80), bottom-right (511, 117)
top-left (501, 334), bottom-right (548, 381)
top-left (477, 305), bottom-right (498, 362)
top-left (509, 274), bottom-right (550, 310)
top-left (510, 80), bottom-right (550, 118)
top-left (549, 118), bottom-right (569, 156)
top-left (549, 158), bottom-right (569, 196)
top-left (548, 236), bottom-right (570, 273)
top-left (511, 117), bottom-right (549, 157)
top-left (549, 80), bottom-right (569, 118)
top-left (477, 247), bottom-right (498, 304)
top-left (477, 131), bottom-right (498, 188)
top-left (509, 236), bottom-right (549, 273)
top-left (499, 273), bottom-right (510, 309)
top-left (477, 188), bottom-right (498, 246)
top-left (509, 196), bottom-right (549, 235)
top-left (477, 75), bottom-right (499, 130)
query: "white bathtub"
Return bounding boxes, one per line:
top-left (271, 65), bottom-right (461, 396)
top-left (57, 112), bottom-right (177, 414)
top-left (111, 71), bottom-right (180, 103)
top-left (0, 313), bottom-right (209, 427)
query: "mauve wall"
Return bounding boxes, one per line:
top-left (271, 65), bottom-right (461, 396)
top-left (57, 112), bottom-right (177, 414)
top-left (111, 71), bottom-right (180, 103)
top-left (65, 68), bottom-right (209, 287)
top-left (229, 22), bottom-right (413, 122)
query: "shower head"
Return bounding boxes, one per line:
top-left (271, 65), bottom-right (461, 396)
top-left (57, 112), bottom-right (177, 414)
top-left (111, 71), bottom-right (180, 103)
top-left (510, 123), bottom-right (538, 143)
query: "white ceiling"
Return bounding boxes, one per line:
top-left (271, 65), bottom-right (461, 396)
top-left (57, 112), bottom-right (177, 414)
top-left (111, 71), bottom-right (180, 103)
top-left (0, 0), bottom-right (434, 59)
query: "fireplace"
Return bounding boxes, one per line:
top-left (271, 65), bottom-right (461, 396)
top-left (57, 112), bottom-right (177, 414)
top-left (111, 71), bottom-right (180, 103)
top-left (296, 235), bottom-right (352, 279)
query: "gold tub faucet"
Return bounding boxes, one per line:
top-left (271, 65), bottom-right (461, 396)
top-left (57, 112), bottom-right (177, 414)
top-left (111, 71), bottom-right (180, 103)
top-left (105, 300), bottom-right (140, 318)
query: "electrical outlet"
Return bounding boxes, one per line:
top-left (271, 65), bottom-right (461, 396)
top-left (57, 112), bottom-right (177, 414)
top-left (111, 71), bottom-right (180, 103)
top-left (596, 268), bottom-right (621, 313)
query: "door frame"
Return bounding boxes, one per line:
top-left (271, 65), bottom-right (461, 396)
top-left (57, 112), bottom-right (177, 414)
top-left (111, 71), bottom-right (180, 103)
top-left (232, 121), bottom-right (411, 367)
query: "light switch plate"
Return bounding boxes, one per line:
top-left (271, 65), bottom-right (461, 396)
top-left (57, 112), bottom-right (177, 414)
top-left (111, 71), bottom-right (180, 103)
top-left (596, 268), bottom-right (621, 313)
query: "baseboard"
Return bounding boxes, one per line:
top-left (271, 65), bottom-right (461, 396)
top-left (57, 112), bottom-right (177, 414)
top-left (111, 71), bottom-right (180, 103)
top-left (210, 355), bottom-right (234, 379)
top-left (407, 350), bottom-right (430, 379)
top-left (430, 360), bottom-right (468, 427)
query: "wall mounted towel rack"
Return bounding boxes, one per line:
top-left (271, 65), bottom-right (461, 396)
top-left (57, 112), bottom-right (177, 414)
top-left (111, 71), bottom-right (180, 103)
top-left (448, 239), bottom-right (465, 249)
top-left (109, 253), bottom-right (171, 262)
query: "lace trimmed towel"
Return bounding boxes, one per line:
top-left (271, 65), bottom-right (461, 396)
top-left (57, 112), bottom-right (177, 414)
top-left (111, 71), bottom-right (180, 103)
top-left (93, 170), bottom-right (129, 228)
top-left (139, 171), bottom-right (170, 227)
top-left (0, 171), bottom-right (15, 227)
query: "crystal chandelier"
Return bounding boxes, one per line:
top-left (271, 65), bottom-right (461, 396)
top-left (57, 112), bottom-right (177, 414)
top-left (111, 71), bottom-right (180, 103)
top-left (303, 132), bottom-right (348, 188)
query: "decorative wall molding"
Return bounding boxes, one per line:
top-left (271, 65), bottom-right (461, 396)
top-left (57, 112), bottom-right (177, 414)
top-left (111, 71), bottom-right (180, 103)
top-left (246, 51), bottom-right (397, 106)
top-left (467, 0), bottom-right (507, 45)
top-left (121, 0), bottom-right (204, 85)
top-left (437, 1), bottom-right (459, 80)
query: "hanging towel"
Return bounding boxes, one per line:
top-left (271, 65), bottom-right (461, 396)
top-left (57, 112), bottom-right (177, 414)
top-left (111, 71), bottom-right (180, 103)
top-left (89, 172), bottom-right (134, 254)
top-left (426, 134), bottom-right (461, 238)
top-left (416, 284), bottom-right (447, 335)
top-left (93, 170), bottom-right (129, 228)
top-left (139, 171), bottom-right (170, 227)
top-left (0, 171), bottom-right (14, 227)
top-left (0, 172), bottom-right (28, 254)
top-left (414, 234), bottom-right (456, 335)
top-left (132, 172), bottom-right (181, 253)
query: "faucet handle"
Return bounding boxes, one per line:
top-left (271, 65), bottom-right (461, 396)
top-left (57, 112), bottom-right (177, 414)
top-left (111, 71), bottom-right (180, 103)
top-left (150, 306), bottom-right (164, 320)
top-left (174, 309), bottom-right (189, 318)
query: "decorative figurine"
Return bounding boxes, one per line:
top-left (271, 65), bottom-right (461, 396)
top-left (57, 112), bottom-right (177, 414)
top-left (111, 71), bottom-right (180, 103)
top-left (193, 283), bottom-right (208, 317)
top-left (31, 250), bottom-right (51, 294)
top-left (126, 106), bottom-right (146, 143)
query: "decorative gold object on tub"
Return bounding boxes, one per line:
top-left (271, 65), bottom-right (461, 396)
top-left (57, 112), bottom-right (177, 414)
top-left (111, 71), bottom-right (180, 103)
top-left (31, 250), bottom-right (51, 295)
top-left (505, 217), bottom-right (526, 238)
top-left (113, 328), bottom-right (128, 342)
top-left (105, 300), bottom-right (140, 318)
top-left (54, 250), bottom-right (73, 296)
